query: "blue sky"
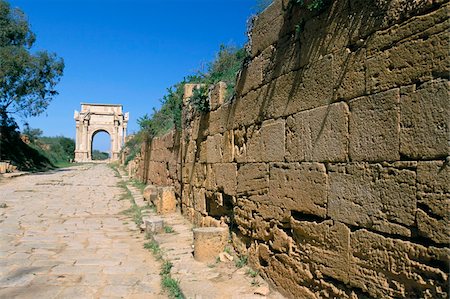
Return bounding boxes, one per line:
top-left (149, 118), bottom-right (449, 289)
top-left (10, 0), bottom-right (258, 152)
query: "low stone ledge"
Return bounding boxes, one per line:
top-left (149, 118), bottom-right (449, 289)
top-left (193, 226), bottom-right (228, 263)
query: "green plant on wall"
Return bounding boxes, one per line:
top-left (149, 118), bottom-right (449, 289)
top-left (292, 0), bottom-right (330, 11)
top-left (189, 85), bottom-right (209, 113)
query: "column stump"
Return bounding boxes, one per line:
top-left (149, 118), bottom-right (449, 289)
top-left (193, 226), bottom-right (228, 263)
top-left (144, 216), bottom-right (164, 234)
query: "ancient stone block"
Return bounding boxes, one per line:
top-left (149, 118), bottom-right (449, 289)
top-left (249, 243), bottom-right (316, 299)
top-left (366, 29), bottom-right (449, 93)
top-left (192, 187), bottom-right (206, 214)
top-left (147, 161), bottom-right (169, 186)
top-left (206, 134), bottom-right (223, 164)
top-left (221, 130), bottom-right (234, 163)
top-left (208, 104), bottom-right (229, 135)
top-left (333, 48), bottom-right (366, 101)
top-left (212, 163), bottom-right (237, 196)
top-left (286, 102), bottom-right (349, 162)
top-left (250, 0), bottom-right (285, 57)
top-left (417, 161), bottom-right (450, 194)
top-left (328, 162), bottom-right (416, 236)
top-left (268, 162), bottom-right (328, 217)
top-left (236, 163), bottom-right (269, 199)
top-left (349, 88), bottom-right (400, 162)
top-left (193, 226), bottom-right (229, 263)
top-left (246, 119), bottom-right (285, 163)
top-left (265, 55), bottom-right (334, 119)
top-left (416, 209), bottom-right (449, 244)
top-left (261, 119), bottom-right (285, 162)
top-left (291, 219), bottom-right (350, 283)
top-left (400, 80), bottom-right (450, 159)
top-left (241, 46), bottom-right (274, 95)
top-left (209, 81), bottom-right (227, 111)
top-left (416, 160), bottom-right (450, 244)
top-left (231, 86), bottom-right (267, 129)
top-left (350, 229), bottom-right (448, 298)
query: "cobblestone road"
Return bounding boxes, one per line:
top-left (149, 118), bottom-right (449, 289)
top-left (0, 164), bottom-right (163, 299)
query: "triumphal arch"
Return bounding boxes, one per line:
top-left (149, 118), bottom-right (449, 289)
top-left (74, 103), bottom-right (129, 162)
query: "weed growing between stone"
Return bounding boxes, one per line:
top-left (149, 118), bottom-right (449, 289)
top-left (0, 203), bottom-right (7, 208)
top-left (144, 239), bottom-right (162, 258)
top-left (246, 268), bottom-right (259, 278)
top-left (130, 179), bottom-right (146, 193)
top-left (164, 226), bottom-right (175, 233)
top-left (235, 255), bottom-right (248, 268)
top-left (144, 238), bottom-right (185, 298)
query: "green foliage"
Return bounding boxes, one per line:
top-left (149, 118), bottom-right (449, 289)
top-left (246, 268), bottom-right (259, 278)
top-left (189, 86), bottom-right (209, 113)
top-left (91, 150), bottom-right (108, 160)
top-left (0, 0), bottom-right (64, 123)
top-left (235, 255), bottom-right (248, 268)
top-left (160, 261), bottom-right (173, 276)
top-left (292, 0), bottom-right (330, 11)
top-left (144, 239), bottom-right (162, 257)
top-left (162, 276), bottom-right (184, 299)
top-left (129, 44), bottom-right (246, 149)
top-left (164, 226), bottom-right (174, 233)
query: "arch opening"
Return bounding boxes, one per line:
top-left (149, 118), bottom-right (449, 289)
top-left (91, 130), bottom-right (111, 161)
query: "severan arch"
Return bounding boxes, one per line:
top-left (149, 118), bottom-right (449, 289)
top-left (74, 103), bottom-right (129, 162)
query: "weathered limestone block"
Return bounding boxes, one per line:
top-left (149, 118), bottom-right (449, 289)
top-left (249, 243), bottom-right (316, 299)
top-left (333, 48), bottom-right (366, 101)
top-left (366, 3), bottom-right (449, 57)
top-left (286, 102), bottom-right (349, 162)
top-left (209, 82), bottom-right (227, 111)
top-left (206, 134), bottom-right (223, 164)
top-left (232, 86), bottom-right (267, 129)
top-left (212, 163), bottom-right (237, 196)
top-left (265, 55), bottom-right (333, 119)
top-left (192, 187), bottom-right (207, 215)
top-left (349, 88), bottom-right (400, 162)
top-left (328, 162), bottom-right (416, 236)
top-left (416, 161), bottom-right (450, 244)
top-left (147, 161), bottom-right (169, 186)
top-left (350, 229), bottom-right (448, 298)
top-left (209, 104), bottom-right (229, 135)
top-left (366, 28), bottom-right (449, 93)
top-left (241, 46), bottom-right (275, 95)
top-left (400, 80), bottom-right (450, 159)
top-left (246, 119), bottom-right (285, 162)
top-left (269, 162), bottom-right (328, 217)
top-left (193, 226), bottom-right (228, 263)
top-left (291, 219), bottom-right (351, 284)
top-left (156, 186), bottom-right (176, 214)
top-left (250, 0), bottom-right (286, 57)
top-left (237, 163), bottom-right (269, 201)
top-left (143, 216), bottom-right (164, 234)
top-left (143, 185), bottom-right (158, 203)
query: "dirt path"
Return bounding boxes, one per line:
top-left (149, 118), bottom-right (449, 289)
top-left (0, 164), bottom-right (164, 299)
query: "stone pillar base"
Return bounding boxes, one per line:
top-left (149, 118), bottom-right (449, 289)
top-left (193, 227), bottom-right (229, 263)
top-left (157, 187), bottom-right (176, 214)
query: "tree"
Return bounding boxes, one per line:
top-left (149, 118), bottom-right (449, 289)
top-left (0, 0), bottom-right (64, 125)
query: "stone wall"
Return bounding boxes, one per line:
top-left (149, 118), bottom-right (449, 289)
top-left (128, 0), bottom-right (449, 297)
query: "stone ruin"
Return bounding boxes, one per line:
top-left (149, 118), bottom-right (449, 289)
top-left (125, 0), bottom-right (450, 298)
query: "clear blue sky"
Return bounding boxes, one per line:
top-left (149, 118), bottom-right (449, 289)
top-left (10, 0), bottom-right (258, 152)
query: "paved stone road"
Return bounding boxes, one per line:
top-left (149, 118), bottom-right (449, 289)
top-left (0, 164), bottom-right (164, 299)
